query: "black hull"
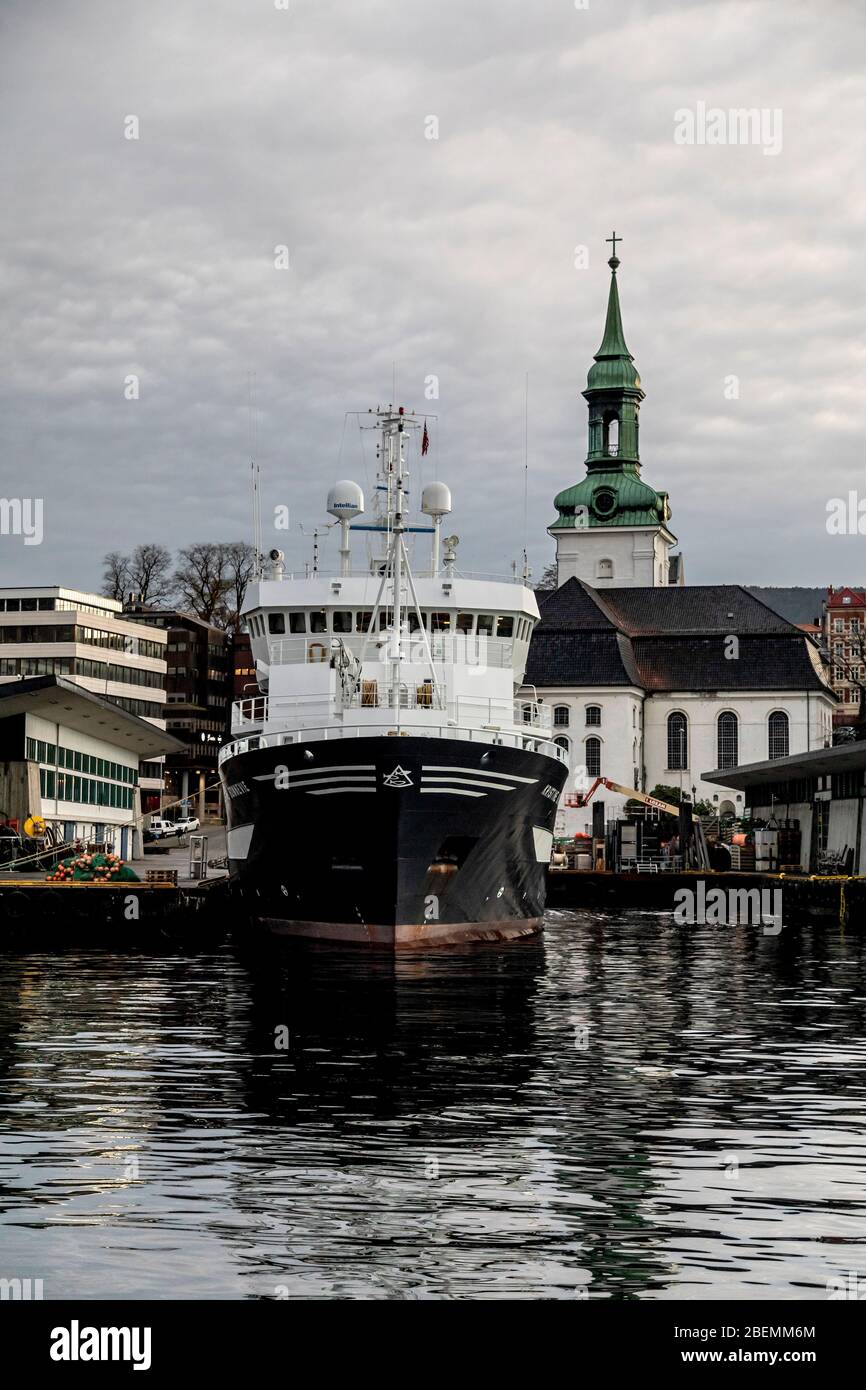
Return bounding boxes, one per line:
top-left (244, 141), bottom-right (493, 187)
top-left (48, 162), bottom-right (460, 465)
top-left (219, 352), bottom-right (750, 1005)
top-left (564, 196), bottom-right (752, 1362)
top-left (220, 735), bottom-right (567, 947)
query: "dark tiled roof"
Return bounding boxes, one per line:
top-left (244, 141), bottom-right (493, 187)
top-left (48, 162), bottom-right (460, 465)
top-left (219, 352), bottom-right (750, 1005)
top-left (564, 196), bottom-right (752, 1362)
top-left (596, 584), bottom-right (799, 636)
top-left (633, 636), bottom-right (828, 692)
top-left (525, 631), bottom-right (640, 688)
top-left (529, 581), bottom-right (830, 693)
top-left (536, 578), bottom-right (616, 630)
top-left (743, 587), bottom-right (827, 627)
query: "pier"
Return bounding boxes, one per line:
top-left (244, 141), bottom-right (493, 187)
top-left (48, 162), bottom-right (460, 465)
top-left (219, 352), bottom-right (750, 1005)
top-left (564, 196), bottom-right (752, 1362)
top-left (546, 867), bottom-right (866, 924)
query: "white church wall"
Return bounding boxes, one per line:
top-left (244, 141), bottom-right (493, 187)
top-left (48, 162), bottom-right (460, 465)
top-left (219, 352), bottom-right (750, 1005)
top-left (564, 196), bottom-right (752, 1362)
top-left (643, 691), bottom-right (836, 807)
top-left (554, 527), bottom-right (670, 589)
top-left (540, 686), bottom-right (644, 835)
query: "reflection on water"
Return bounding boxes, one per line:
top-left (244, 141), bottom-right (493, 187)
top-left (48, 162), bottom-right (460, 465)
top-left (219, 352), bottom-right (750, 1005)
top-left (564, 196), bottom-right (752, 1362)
top-left (1, 911), bottom-right (865, 1299)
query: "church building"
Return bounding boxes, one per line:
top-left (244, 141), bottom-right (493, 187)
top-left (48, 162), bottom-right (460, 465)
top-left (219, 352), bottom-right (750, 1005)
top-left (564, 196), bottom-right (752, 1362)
top-left (527, 242), bottom-right (836, 831)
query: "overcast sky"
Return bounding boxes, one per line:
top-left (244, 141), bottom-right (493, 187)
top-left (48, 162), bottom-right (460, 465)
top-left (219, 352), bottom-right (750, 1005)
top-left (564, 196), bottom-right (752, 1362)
top-left (1, 0), bottom-right (864, 593)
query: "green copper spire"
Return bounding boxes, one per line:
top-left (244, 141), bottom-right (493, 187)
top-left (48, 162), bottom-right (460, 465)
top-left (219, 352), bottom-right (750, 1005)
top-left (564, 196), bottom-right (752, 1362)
top-left (549, 236), bottom-right (673, 535)
top-left (587, 241), bottom-right (640, 392)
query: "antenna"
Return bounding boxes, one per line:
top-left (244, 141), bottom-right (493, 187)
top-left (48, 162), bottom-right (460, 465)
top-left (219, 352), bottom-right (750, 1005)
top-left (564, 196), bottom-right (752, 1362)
top-left (522, 371), bottom-right (531, 584)
top-left (248, 373), bottom-right (263, 576)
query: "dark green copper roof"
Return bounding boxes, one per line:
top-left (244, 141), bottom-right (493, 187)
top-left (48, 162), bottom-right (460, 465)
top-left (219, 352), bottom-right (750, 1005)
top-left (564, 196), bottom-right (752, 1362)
top-left (586, 256), bottom-right (641, 392)
top-left (550, 469), bottom-right (671, 530)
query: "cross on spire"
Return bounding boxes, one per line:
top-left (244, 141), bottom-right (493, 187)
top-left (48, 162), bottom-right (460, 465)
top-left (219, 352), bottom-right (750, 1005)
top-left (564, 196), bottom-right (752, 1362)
top-left (606, 230), bottom-right (621, 264)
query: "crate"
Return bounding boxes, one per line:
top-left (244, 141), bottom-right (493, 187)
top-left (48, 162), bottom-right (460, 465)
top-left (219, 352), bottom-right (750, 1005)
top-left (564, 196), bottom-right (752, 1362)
top-left (145, 869), bottom-right (178, 886)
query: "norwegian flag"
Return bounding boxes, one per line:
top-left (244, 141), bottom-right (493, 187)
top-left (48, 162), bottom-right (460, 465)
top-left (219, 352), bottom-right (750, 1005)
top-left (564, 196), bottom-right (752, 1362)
top-left (421, 421), bottom-right (430, 456)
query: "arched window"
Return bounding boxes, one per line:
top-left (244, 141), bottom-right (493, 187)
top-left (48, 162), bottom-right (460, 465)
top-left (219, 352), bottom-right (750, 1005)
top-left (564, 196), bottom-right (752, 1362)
top-left (768, 710), bottom-right (789, 760)
top-left (585, 737), bottom-right (601, 777)
top-left (554, 736), bottom-right (570, 754)
top-left (717, 711), bottom-right (739, 769)
top-left (602, 412), bottom-right (619, 456)
top-left (585, 705), bottom-right (601, 726)
top-left (553, 704), bottom-right (570, 728)
top-left (597, 558), bottom-right (614, 580)
top-left (666, 712), bottom-right (688, 770)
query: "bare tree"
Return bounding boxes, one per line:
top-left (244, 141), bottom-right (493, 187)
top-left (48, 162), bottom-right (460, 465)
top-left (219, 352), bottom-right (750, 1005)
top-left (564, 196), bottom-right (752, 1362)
top-left (127, 543), bottom-right (174, 606)
top-left (222, 542), bottom-right (256, 632)
top-left (102, 551), bottom-right (130, 602)
top-left (534, 561), bottom-right (558, 593)
top-left (173, 543), bottom-right (231, 624)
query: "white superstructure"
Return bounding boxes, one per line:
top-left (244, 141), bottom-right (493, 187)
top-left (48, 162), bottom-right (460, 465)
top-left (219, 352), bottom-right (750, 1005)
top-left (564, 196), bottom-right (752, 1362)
top-left (220, 408), bottom-right (567, 772)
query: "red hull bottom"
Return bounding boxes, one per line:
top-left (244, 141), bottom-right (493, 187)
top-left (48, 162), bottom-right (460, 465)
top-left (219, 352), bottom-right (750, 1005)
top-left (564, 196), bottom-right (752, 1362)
top-left (258, 916), bottom-right (542, 948)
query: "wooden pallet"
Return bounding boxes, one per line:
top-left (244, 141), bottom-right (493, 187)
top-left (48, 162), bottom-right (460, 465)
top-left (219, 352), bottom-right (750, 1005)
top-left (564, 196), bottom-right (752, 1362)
top-left (145, 869), bottom-right (178, 886)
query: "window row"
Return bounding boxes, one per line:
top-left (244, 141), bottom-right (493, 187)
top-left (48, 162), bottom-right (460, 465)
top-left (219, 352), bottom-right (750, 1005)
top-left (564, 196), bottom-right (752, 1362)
top-left (26, 738), bottom-right (138, 783)
top-left (39, 767), bottom-right (136, 809)
top-left (0, 655), bottom-right (164, 688)
top-left (249, 610), bottom-right (532, 640)
top-left (553, 704), bottom-right (601, 728)
top-left (666, 710), bottom-right (790, 770)
top-left (0, 622), bottom-right (164, 660)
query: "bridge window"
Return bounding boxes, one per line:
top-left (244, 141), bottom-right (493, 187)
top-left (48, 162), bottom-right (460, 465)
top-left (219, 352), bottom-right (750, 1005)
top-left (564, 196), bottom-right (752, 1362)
top-left (309, 610), bottom-right (327, 633)
top-left (333, 611), bottom-right (352, 633)
top-left (477, 614), bottom-right (495, 635)
top-left (496, 616), bottom-right (514, 637)
top-left (355, 611), bottom-right (372, 632)
top-left (431, 612), bottom-right (452, 631)
top-left (456, 613), bottom-right (474, 633)
top-left (288, 612), bottom-right (306, 634)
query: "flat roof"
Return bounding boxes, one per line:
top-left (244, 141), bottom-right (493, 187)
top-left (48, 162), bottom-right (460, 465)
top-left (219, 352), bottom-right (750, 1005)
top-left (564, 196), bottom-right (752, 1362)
top-left (0, 586), bottom-right (122, 611)
top-left (703, 739), bottom-right (866, 790)
top-left (0, 676), bottom-right (186, 757)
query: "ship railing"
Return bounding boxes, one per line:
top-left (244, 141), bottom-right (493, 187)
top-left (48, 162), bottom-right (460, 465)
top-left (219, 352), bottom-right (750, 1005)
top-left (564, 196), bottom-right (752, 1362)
top-left (349, 680), bottom-right (447, 712)
top-left (266, 634), bottom-right (514, 670)
top-left (252, 568), bottom-right (530, 584)
top-left (231, 689), bottom-right (549, 731)
top-left (219, 723), bottom-right (569, 768)
top-left (231, 685), bottom-right (448, 728)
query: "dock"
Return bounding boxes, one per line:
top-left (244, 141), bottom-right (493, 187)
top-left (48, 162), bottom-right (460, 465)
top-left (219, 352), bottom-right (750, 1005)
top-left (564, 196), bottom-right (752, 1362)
top-left (0, 828), bottom-right (232, 945)
top-left (546, 867), bottom-right (866, 924)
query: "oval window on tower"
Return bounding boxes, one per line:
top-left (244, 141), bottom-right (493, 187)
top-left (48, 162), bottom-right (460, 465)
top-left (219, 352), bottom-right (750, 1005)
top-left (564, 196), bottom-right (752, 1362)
top-left (593, 489), bottom-right (616, 517)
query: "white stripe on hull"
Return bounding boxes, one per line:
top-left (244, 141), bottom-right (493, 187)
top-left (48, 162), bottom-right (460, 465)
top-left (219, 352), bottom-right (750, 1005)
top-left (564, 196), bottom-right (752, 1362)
top-left (419, 788), bottom-right (485, 798)
top-left (307, 787), bottom-right (377, 795)
top-left (422, 776), bottom-right (514, 791)
top-left (421, 764), bottom-right (538, 784)
top-left (253, 764), bottom-right (375, 782)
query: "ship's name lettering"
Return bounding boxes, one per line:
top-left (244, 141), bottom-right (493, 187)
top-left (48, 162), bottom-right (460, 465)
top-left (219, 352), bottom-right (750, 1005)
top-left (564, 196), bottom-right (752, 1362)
top-left (541, 784), bottom-right (560, 802)
top-left (225, 781), bottom-right (250, 799)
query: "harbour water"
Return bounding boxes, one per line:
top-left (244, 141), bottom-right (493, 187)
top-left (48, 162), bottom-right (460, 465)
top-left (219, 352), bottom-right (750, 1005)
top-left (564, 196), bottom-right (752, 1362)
top-left (1, 911), bottom-right (865, 1300)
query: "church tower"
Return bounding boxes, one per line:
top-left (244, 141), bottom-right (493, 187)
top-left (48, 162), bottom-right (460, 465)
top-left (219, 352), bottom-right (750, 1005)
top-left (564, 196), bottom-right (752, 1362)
top-left (549, 237), bottom-right (681, 588)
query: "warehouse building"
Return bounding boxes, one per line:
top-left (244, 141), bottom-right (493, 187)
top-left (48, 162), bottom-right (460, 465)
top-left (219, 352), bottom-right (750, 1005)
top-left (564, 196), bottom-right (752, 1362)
top-left (0, 675), bottom-right (183, 858)
top-left (704, 740), bottom-right (866, 874)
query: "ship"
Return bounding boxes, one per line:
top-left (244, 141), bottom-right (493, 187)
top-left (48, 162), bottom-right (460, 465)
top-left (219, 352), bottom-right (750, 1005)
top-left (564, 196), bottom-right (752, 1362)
top-left (219, 406), bottom-right (569, 946)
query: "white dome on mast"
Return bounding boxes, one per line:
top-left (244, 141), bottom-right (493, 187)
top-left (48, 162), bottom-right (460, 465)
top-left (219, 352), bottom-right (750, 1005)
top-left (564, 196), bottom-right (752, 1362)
top-left (421, 482), bottom-right (452, 519)
top-left (327, 480), bottom-right (365, 519)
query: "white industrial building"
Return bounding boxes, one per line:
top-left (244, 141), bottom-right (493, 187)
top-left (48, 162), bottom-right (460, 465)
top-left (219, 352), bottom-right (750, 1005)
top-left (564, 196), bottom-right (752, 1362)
top-left (0, 586), bottom-right (169, 808)
top-left (0, 676), bottom-right (184, 857)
